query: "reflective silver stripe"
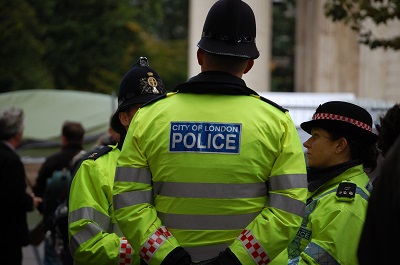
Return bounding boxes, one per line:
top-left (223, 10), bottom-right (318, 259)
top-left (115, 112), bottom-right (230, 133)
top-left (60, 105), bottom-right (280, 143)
top-left (158, 212), bottom-right (260, 230)
top-left (112, 222), bottom-right (124, 237)
top-left (269, 193), bottom-right (305, 217)
top-left (268, 174), bottom-right (307, 191)
top-left (238, 229), bottom-right (271, 264)
top-left (304, 242), bottom-right (339, 264)
top-left (114, 167), bottom-right (152, 183)
top-left (69, 207), bottom-right (111, 231)
top-left (153, 182), bottom-right (267, 198)
top-left (113, 190), bottom-right (153, 211)
top-left (70, 222), bottom-right (103, 256)
top-left (186, 243), bottom-right (230, 262)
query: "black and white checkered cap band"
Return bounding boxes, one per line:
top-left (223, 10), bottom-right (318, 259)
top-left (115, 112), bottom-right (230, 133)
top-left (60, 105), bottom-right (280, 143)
top-left (313, 113), bottom-right (372, 132)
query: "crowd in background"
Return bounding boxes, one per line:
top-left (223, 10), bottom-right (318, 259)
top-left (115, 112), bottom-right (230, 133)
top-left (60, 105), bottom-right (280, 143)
top-left (1, 0), bottom-right (399, 264)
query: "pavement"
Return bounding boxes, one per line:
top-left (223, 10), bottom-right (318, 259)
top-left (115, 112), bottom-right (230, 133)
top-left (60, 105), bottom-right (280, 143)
top-left (23, 242), bottom-right (44, 265)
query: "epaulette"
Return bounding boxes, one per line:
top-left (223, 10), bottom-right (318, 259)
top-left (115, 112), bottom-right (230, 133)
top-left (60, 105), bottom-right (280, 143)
top-left (336, 181), bottom-right (357, 202)
top-left (84, 145), bottom-right (113, 161)
top-left (70, 146), bottom-right (113, 176)
top-left (258, 95), bottom-right (287, 113)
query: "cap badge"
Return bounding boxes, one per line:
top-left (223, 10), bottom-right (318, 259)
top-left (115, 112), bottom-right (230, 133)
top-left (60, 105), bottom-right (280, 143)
top-left (139, 72), bottom-right (162, 95)
top-left (147, 72), bottom-right (158, 87)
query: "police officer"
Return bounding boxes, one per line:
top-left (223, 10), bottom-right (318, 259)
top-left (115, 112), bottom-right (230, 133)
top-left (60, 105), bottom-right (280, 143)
top-left (68, 57), bottom-right (166, 265)
top-left (113, 0), bottom-right (308, 264)
top-left (288, 101), bottom-right (378, 265)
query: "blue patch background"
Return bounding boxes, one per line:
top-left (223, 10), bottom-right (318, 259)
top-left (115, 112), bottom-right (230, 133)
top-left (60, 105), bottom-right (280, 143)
top-left (169, 122), bottom-right (241, 154)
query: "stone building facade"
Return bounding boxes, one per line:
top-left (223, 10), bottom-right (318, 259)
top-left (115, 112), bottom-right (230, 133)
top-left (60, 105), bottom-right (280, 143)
top-left (188, 0), bottom-right (400, 102)
top-left (295, 1), bottom-right (400, 102)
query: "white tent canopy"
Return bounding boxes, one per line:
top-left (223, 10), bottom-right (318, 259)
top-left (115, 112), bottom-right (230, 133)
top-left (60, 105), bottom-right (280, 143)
top-left (0, 89), bottom-right (117, 156)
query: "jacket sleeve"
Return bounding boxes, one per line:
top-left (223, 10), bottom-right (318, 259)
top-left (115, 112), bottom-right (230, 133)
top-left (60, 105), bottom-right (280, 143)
top-left (113, 126), bottom-right (182, 265)
top-left (229, 113), bottom-right (308, 264)
top-left (8, 155), bottom-right (34, 212)
top-left (69, 158), bottom-right (140, 265)
top-left (291, 196), bottom-right (367, 264)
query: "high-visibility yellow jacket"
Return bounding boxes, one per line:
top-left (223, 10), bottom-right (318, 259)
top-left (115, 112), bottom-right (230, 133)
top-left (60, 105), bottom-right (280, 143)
top-left (68, 144), bottom-right (140, 265)
top-left (113, 72), bottom-right (308, 265)
top-left (288, 163), bottom-right (371, 265)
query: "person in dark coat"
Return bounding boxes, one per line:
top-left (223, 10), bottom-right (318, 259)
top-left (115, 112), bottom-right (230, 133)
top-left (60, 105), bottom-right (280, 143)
top-left (0, 107), bottom-right (42, 265)
top-left (358, 104), bottom-right (400, 265)
top-left (32, 120), bottom-right (84, 265)
top-left (33, 121), bottom-right (85, 206)
top-left (358, 135), bottom-right (400, 264)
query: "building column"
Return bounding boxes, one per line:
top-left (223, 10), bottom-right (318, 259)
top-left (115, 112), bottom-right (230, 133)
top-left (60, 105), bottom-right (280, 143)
top-left (358, 19), bottom-right (400, 101)
top-left (295, 1), bottom-right (360, 93)
top-left (295, 1), bottom-right (400, 102)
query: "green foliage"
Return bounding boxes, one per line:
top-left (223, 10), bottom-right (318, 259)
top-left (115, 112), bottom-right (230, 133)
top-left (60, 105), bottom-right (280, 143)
top-left (324, 0), bottom-right (400, 50)
top-left (1, 0), bottom-right (188, 93)
top-left (0, 0), bottom-right (53, 92)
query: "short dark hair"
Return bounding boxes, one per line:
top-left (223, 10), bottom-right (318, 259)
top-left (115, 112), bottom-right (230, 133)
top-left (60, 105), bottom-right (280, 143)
top-left (377, 103), bottom-right (400, 156)
top-left (327, 130), bottom-right (378, 172)
top-left (62, 121), bottom-right (84, 144)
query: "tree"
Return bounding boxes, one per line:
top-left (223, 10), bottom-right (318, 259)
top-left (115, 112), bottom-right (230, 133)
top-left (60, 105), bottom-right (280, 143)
top-left (0, 0), bottom-right (53, 91)
top-left (29, 0), bottom-right (152, 93)
top-left (324, 0), bottom-right (400, 50)
top-left (1, 0), bottom-right (188, 93)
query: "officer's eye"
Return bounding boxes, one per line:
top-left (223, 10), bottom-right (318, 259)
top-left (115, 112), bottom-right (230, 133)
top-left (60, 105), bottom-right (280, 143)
top-left (311, 133), bottom-right (320, 139)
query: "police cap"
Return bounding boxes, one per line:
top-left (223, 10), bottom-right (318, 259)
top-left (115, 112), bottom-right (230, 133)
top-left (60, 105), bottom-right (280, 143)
top-left (301, 101), bottom-right (378, 145)
top-left (197, 0), bottom-right (259, 59)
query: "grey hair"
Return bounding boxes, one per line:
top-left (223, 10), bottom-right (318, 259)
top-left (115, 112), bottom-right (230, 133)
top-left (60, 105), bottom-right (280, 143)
top-left (0, 107), bottom-right (24, 140)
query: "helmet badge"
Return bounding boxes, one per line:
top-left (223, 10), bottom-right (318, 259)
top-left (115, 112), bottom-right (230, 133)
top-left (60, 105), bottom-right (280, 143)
top-left (139, 72), bottom-right (162, 95)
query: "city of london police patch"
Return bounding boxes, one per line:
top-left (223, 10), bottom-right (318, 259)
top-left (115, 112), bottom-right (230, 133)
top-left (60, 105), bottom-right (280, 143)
top-left (169, 121), bottom-right (241, 154)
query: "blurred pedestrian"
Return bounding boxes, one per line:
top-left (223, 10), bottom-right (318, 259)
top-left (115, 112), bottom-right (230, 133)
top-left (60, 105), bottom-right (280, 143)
top-left (95, 116), bottom-right (120, 147)
top-left (357, 103), bottom-right (400, 265)
top-left (112, 0), bottom-right (308, 264)
top-left (33, 121), bottom-right (84, 265)
top-left (375, 103), bottom-right (400, 158)
top-left (0, 107), bottom-right (42, 265)
top-left (288, 101), bottom-right (378, 265)
top-left (366, 103), bottom-right (400, 185)
top-left (68, 57), bottom-right (166, 265)
top-left (69, 116), bottom-right (120, 177)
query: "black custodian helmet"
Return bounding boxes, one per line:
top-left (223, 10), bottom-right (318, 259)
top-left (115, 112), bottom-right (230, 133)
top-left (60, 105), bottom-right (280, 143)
top-left (111, 57), bottom-right (166, 134)
top-left (197, 0), bottom-right (259, 59)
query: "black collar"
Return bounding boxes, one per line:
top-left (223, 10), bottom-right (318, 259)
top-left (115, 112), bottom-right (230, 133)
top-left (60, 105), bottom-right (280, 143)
top-left (307, 160), bottom-right (362, 192)
top-left (173, 71), bottom-right (259, 96)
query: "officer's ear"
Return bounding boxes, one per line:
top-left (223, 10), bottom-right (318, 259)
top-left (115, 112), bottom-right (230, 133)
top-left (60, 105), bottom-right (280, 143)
top-left (197, 48), bottom-right (204, 66)
top-left (335, 137), bottom-right (348, 154)
top-left (119, 112), bottom-right (131, 128)
top-left (243, 59), bottom-right (254, 74)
